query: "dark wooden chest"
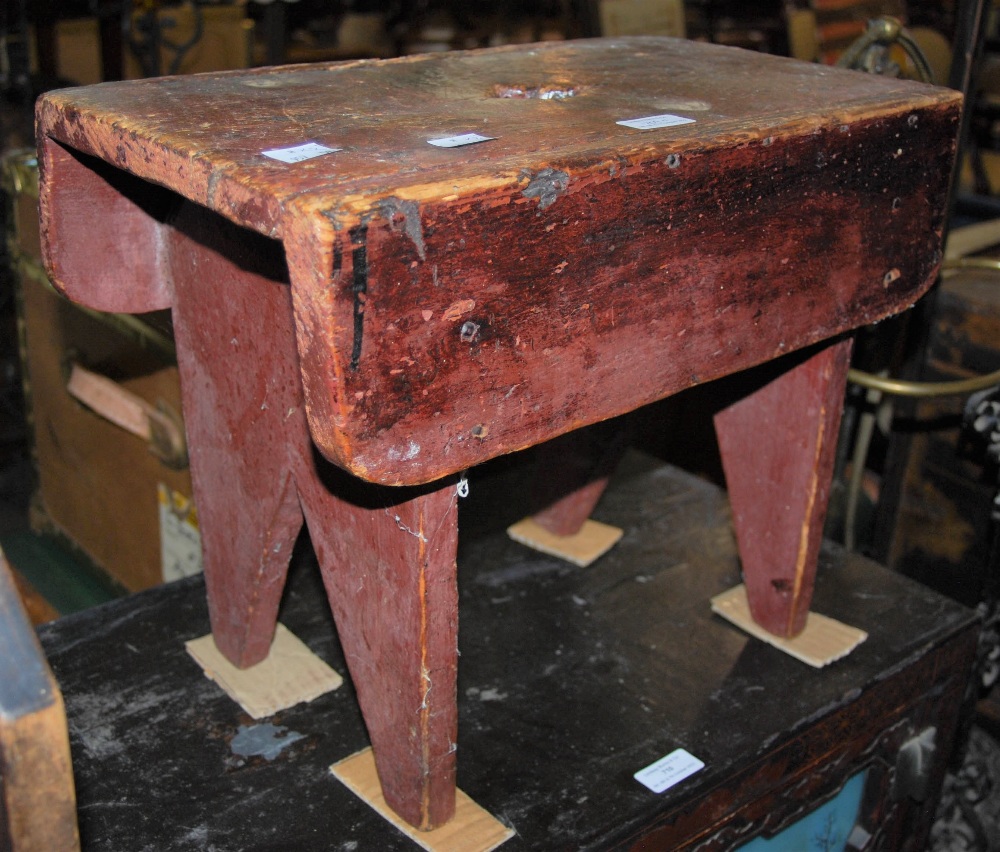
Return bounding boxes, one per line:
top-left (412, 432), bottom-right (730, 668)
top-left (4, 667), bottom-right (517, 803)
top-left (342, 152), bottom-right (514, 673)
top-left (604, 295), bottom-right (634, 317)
top-left (38, 456), bottom-right (978, 850)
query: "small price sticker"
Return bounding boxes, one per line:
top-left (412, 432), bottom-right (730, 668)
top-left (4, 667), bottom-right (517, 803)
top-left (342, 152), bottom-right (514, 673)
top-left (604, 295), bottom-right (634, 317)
top-left (616, 113), bottom-right (696, 131)
top-left (262, 142), bottom-right (341, 163)
top-left (634, 748), bottom-right (704, 793)
top-left (427, 133), bottom-right (496, 148)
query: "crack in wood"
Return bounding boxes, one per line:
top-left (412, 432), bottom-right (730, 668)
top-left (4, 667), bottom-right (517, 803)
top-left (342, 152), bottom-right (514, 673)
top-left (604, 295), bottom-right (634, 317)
top-left (348, 225), bottom-right (368, 371)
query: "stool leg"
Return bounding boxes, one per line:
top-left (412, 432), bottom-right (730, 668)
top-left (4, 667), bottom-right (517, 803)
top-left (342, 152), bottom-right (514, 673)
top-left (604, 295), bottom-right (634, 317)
top-left (300, 472), bottom-right (459, 831)
top-left (188, 461), bottom-right (302, 668)
top-left (167, 203), bottom-right (459, 829)
top-left (168, 203), bottom-right (305, 667)
top-left (531, 422), bottom-right (630, 536)
top-left (714, 338), bottom-right (853, 638)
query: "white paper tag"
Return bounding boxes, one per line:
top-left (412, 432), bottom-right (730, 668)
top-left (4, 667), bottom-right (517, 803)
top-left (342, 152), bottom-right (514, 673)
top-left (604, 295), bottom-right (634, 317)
top-left (616, 113), bottom-right (696, 131)
top-left (159, 484), bottom-right (203, 582)
top-left (427, 133), bottom-right (496, 148)
top-left (262, 142), bottom-right (341, 163)
top-left (634, 748), bottom-right (705, 793)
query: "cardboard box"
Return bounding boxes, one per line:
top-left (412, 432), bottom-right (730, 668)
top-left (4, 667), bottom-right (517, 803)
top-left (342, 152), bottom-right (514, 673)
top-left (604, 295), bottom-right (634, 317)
top-left (4, 150), bottom-right (200, 591)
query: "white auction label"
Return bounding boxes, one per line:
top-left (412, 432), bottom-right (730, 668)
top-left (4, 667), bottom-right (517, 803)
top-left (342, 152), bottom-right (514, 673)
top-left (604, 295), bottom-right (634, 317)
top-left (634, 748), bottom-right (705, 793)
top-left (427, 133), bottom-right (496, 148)
top-left (262, 142), bottom-right (341, 163)
top-left (616, 113), bottom-right (696, 131)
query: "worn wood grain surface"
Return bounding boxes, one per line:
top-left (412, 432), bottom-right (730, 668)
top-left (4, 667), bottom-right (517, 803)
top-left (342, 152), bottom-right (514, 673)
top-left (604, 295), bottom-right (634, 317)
top-left (37, 37), bottom-right (961, 485)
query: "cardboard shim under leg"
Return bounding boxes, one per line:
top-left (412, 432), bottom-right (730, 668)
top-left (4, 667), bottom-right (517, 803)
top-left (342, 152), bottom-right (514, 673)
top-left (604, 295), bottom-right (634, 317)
top-left (507, 517), bottom-right (623, 567)
top-left (331, 748), bottom-right (515, 852)
top-left (710, 584), bottom-right (867, 668)
top-left (186, 624), bottom-right (343, 719)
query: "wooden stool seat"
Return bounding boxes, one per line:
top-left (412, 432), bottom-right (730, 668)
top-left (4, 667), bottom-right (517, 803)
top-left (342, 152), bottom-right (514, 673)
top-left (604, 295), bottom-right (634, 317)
top-left (36, 37), bottom-right (960, 829)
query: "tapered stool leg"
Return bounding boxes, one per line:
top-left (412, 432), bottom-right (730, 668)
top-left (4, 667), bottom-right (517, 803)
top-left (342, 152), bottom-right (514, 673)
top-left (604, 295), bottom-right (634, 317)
top-left (170, 201), bottom-right (460, 827)
top-left (168, 203), bottom-right (305, 667)
top-left (530, 422), bottom-right (630, 536)
top-left (301, 472), bottom-right (460, 830)
top-left (714, 338), bottom-right (853, 638)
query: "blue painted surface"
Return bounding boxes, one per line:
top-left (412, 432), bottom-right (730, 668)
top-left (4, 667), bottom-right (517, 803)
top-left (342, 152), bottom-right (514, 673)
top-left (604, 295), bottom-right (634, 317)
top-left (736, 770), bottom-right (866, 851)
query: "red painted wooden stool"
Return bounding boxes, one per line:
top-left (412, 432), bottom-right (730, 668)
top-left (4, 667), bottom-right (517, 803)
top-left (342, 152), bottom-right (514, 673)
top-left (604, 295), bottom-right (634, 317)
top-left (36, 37), bottom-right (960, 830)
